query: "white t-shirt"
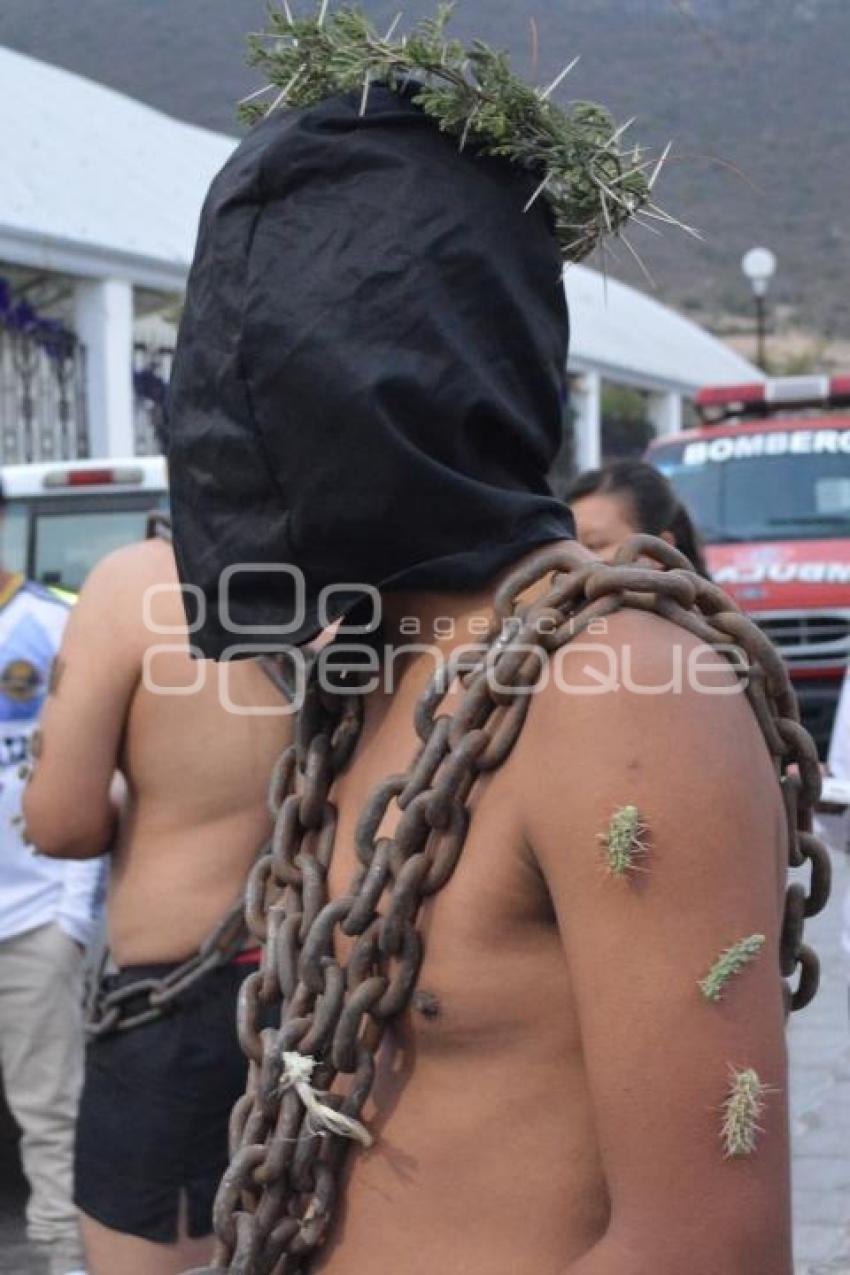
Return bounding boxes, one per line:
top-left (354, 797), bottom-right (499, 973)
top-left (815, 668), bottom-right (850, 971)
top-left (0, 576), bottom-right (103, 947)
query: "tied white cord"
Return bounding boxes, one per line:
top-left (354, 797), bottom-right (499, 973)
top-left (280, 1051), bottom-right (373, 1148)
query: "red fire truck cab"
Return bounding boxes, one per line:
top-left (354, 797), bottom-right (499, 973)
top-left (647, 375), bottom-right (850, 756)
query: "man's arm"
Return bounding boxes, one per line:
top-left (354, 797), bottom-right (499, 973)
top-left (24, 548), bottom-right (146, 858)
top-left (520, 609), bottom-right (791, 1275)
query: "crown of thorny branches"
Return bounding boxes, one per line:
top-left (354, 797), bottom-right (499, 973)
top-left (241, 3), bottom-right (690, 268)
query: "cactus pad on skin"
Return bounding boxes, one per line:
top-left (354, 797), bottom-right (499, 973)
top-left (598, 805), bottom-right (648, 877)
top-left (721, 1067), bottom-right (768, 1158)
top-left (699, 934), bottom-right (766, 1003)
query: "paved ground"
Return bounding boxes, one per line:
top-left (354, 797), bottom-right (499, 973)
top-left (1, 852), bottom-right (848, 1274)
top-left (790, 846), bottom-right (850, 1274)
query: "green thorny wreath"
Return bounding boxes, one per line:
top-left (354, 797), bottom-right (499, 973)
top-left (241, 2), bottom-right (693, 267)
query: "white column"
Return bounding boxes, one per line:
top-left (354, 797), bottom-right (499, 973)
top-left (73, 278), bottom-right (134, 457)
top-left (571, 370), bottom-right (602, 472)
top-left (647, 388), bottom-right (683, 439)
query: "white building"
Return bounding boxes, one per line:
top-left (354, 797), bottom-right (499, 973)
top-left (0, 44), bottom-right (760, 466)
top-left (564, 265), bottom-right (762, 469)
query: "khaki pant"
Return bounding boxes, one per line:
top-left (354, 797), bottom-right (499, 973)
top-left (0, 922), bottom-right (86, 1266)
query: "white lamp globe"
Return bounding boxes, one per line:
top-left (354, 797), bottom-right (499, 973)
top-left (741, 247), bottom-right (777, 297)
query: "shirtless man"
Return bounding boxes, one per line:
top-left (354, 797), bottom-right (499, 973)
top-left (162, 13), bottom-right (821, 1272)
top-left (303, 585), bottom-right (792, 1274)
top-left (23, 534), bottom-right (290, 1275)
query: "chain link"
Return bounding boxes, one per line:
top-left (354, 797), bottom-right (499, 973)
top-left (87, 897), bottom-right (251, 1038)
top-left (191, 536), bottom-right (829, 1273)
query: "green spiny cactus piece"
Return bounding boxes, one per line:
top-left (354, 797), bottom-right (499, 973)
top-left (598, 805), bottom-right (647, 877)
top-left (237, 3), bottom-right (690, 264)
top-left (721, 1066), bottom-right (768, 1158)
top-left (699, 934), bottom-right (766, 1003)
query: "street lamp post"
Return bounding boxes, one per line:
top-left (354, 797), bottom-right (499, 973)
top-left (741, 247), bottom-right (777, 372)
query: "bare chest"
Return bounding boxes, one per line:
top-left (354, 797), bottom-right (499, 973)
top-left (321, 703), bottom-right (570, 1054)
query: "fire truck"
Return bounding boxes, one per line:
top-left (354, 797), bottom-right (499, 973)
top-left (647, 375), bottom-right (850, 756)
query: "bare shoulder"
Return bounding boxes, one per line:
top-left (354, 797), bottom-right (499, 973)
top-left (83, 535), bottom-right (176, 593)
top-left (528, 603), bottom-right (763, 747)
top-left (85, 536), bottom-right (179, 619)
top-left (63, 537), bottom-right (180, 670)
top-left (517, 604), bottom-right (785, 873)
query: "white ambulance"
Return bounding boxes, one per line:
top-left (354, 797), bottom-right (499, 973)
top-left (0, 457), bottom-right (167, 595)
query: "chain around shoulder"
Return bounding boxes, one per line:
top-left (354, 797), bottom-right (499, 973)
top-left (195, 536), bottom-right (830, 1274)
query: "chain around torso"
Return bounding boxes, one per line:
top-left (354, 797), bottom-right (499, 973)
top-left (203, 537), bottom-right (829, 1275)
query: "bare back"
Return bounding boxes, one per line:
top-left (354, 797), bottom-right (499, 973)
top-left (111, 543), bottom-right (291, 961)
top-left (25, 537), bottom-right (291, 965)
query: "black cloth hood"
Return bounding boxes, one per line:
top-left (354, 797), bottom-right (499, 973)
top-left (167, 86), bottom-right (574, 655)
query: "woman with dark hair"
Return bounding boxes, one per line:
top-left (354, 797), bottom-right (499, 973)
top-left (566, 459), bottom-right (711, 576)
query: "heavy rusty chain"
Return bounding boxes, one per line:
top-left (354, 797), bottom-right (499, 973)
top-left (87, 897), bottom-right (251, 1038)
top-left (195, 537), bottom-right (830, 1275)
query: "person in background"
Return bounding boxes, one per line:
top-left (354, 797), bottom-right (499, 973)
top-left (814, 667), bottom-right (850, 1004)
top-left (566, 459), bottom-right (710, 576)
top-left (0, 522), bottom-right (101, 1275)
top-left (23, 532), bottom-right (291, 1275)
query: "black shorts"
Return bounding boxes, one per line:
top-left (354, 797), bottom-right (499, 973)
top-left (74, 960), bottom-right (252, 1243)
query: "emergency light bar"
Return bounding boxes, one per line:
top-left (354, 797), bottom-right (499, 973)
top-left (42, 466), bottom-right (145, 489)
top-left (696, 374), bottom-right (850, 424)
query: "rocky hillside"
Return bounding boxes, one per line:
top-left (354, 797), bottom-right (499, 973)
top-left (1, 0), bottom-right (846, 340)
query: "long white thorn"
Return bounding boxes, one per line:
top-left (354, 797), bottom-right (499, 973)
top-left (459, 105), bottom-right (479, 152)
top-left (609, 163), bottom-right (650, 188)
top-left (630, 214), bottom-right (663, 237)
top-left (602, 233), bottom-right (625, 269)
top-left (594, 177), bottom-right (630, 211)
top-left (540, 55), bottom-right (580, 101)
top-left (267, 65), bottom-right (306, 114)
top-left (620, 231), bottom-right (656, 289)
top-left (281, 0), bottom-right (295, 25)
top-left (317, 0), bottom-right (329, 27)
top-left (598, 187), bottom-right (614, 236)
top-left (648, 140), bottom-right (673, 191)
top-left (360, 72), bottom-right (372, 116)
top-left (598, 238), bottom-right (611, 304)
top-left (639, 205), bottom-right (680, 225)
top-left (239, 82), bottom-right (274, 107)
top-left (384, 11), bottom-right (403, 41)
top-left (621, 154), bottom-right (660, 176)
top-left (645, 202), bottom-right (704, 240)
top-left (606, 116), bottom-right (636, 147)
top-left (524, 175), bottom-right (550, 213)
